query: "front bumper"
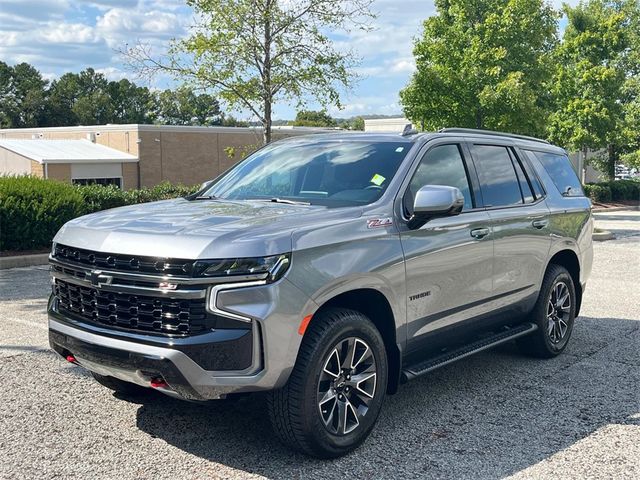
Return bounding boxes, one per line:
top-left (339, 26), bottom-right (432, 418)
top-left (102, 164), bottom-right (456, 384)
top-left (49, 315), bottom-right (265, 400)
top-left (48, 275), bottom-right (316, 400)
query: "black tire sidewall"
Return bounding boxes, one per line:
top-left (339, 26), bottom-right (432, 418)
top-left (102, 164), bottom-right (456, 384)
top-left (298, 311), bottom-right (388, 456)
top-left (537, 269), bottom-right (576, 354)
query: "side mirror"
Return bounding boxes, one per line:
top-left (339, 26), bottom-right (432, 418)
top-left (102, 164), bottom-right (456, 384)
top-left (408, 185), bottom-right (465, 230)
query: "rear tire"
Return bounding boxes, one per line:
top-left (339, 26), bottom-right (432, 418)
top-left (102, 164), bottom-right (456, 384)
top-left (91, 372), bottom-right (150, 397)
top-left (518, 264), bottom-right (576, 358)
top-left (267, 308), bottom-right (388, 458)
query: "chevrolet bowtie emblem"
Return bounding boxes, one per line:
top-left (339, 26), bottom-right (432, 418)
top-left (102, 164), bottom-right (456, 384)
top-left (85, 270), bottom-right (113, 288)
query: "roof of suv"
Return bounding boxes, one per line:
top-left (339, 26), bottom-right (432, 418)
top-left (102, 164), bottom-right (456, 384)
top-left (280, 129), bottom-right (566, 154)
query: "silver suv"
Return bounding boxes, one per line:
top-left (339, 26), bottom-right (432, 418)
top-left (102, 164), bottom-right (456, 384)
top-left (48, 128), bottom-right (593, 457)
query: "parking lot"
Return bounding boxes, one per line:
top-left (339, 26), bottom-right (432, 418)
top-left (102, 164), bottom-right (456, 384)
top-left (1, 210), bottom-right (638, 480)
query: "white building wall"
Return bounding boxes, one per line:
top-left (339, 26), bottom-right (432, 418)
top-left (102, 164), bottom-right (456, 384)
top-left (364, 118), bottom-right (412, 133)
top-left (70, 163), bottom-right (122, 180)
top-left (0, 148), bottom-right (32, 175)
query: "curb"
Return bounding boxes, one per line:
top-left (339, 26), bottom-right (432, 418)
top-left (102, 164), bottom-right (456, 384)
top-left (593, 230), bottom-right (615, 242)
top-left (0, 253), bottom-right (49, 270)
top-left (593, 206), bottom-right (640, 213)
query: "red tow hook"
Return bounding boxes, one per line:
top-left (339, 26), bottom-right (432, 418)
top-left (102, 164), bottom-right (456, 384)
top-left (150, 378), bottom-right (168, 389)
top-left (65, 354), bottom-right (77, 364)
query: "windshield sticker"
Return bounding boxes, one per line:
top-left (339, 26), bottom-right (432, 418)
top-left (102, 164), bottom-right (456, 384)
top-left (395, 147), bottom-right (404, 153)
top-left (370, 174), bottom-right (386, 186)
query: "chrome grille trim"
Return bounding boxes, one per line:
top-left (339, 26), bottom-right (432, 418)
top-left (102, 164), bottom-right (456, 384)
top-left (51, 267), bottom-right (206, 299)
top-left (49, 256), bottom-right (269, 286)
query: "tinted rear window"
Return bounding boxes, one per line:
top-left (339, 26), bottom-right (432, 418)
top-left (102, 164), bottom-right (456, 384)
top-left (532, 151), bottom-right (583, 196)
top-left (472, 145), bottom-right (523, 207)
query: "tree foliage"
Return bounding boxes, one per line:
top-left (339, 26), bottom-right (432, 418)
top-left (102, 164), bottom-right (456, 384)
top-left (157, 87), bottom-right (221, 125)
top-left (0, 63), bottom-right (224, 128)
top-left (547, 0), bottom-right (639, 178)
top-left (292, 110), bottom-right (336, 127)
top-left (0, 62), bottom-right (48, 128)
top-left (122, 0), bottom-right (375, 144)
top-left (400, 0), bottom-right (558, 137)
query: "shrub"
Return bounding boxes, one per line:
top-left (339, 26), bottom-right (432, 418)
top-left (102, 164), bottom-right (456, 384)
top-left (607, 180), bottom-right (640, 202)
top-left (1, 177), bottom-right (201, 252)
top-left (0, 176), bottom-right (86, 251)
top-left (583, 183), bottom-right (612, 203)
top-left (123, 181), bottom-right (199, 204)
top-left (77, 184), bottom-right (128, 213)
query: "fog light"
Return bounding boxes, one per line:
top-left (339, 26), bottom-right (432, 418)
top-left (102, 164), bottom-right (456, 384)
top-left (150, 377), bottom-right (168, 388)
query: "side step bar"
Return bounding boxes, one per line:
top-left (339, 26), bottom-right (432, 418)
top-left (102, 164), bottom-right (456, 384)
top-left (401, 322), bottom-right (538, 382)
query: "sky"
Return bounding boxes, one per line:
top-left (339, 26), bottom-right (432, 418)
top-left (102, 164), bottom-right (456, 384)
top-left (0, 0), bottom-right (576, 121)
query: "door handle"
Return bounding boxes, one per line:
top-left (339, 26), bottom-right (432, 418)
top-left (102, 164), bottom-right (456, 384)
top-left (532, 219), bottom-right (549, 229)
top-left (470, 227), bottom-right (490, 239)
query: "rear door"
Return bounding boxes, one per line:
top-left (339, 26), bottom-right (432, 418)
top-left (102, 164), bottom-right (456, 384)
top-left (398, 140), bottom-right (494, 354)
top-left (467, 142), bottom-right (551, 312)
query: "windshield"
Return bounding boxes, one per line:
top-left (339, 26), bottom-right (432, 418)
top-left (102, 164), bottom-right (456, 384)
top-left (201, 138), bottom-right (411, 206)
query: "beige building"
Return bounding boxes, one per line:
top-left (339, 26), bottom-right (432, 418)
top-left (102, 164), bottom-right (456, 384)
top-left (0, 124), bottom-right (324, 188)
top-left (364, 117), bottom-right (412, 133)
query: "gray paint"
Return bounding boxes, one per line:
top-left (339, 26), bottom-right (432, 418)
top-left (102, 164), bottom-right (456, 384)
top-left (49, 131), bottom-right (593, 399)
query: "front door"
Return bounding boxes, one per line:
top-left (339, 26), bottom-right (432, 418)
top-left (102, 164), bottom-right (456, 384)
top-left (398, 143), bottom-right (494, 354)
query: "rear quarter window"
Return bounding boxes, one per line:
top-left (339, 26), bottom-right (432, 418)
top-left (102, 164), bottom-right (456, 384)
top-left (530, 151), bottom-right (584, 197)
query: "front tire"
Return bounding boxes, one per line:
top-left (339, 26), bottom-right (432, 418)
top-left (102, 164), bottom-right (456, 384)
top-left (518, 264), bottom-right (576, 358)
top-left (267, 308), bottom-right (388, 458)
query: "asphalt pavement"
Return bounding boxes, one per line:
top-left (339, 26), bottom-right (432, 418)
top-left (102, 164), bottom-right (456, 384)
top-left (0, 211), bottom-right (638, 479)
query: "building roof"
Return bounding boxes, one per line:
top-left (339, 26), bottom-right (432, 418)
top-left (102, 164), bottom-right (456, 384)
top-left (0, 123), bottom-right (334, 135)
top-left (0, 139), bottom-right (138, 164)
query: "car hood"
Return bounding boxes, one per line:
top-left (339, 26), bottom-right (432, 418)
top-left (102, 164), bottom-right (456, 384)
top-left (54, 198), bottom-right (363, 259)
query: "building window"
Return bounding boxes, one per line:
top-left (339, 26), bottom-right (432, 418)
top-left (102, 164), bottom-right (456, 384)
top-left (72, 177), bottom-right (122, 188)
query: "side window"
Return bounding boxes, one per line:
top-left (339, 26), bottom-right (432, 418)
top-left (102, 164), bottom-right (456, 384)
top-left (510, 150), bottom-right (535, 203)
top-left (408, 144), bottom-right (473, 211)
top-left (532, 151), bottom-right (584, 196)
top-left (472, 145), bottom-right (523, 207)
top-left (521, 151), bottom-right (545, 199)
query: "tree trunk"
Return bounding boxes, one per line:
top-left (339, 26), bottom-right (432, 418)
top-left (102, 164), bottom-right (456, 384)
top-left (475, 109), bottom-right (483, 129)
top-left (607, 144), bottom-right (616, 181)
top-left (262, 0), bottom-right (272, 145)
top-left (263, 102), bottom-right (272, 145)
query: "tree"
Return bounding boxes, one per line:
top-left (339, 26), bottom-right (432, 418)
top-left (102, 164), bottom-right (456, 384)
top-left (349, 116), bottom-right (365, 131)
top-left (547, 0), bottom-right (638, 180)
top-left (400, 0), bottom-right (557, 137)
top-left (122, 0), bottom-right (375, 144)
top-left (0, 62), bottom-right (48, 128)
top-left (46, 69), bottom-right (112, 126)
top-left (157, 88), bottom-right (221, 125)
top-left (292, 110), bottom-right (336, 127)
top-left (108, 79), bottom-right (157, 124)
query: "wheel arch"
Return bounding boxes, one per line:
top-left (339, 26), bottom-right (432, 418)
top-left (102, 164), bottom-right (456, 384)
top-left (307, 288), bottom-right (402, 395)
top-left (547, 249), bottom-right (582, 316)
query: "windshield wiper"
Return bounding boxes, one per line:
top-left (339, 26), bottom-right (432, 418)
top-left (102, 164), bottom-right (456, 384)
top-left (193, 195), bottom-right (217, 200)
top-left (266, 197), bottom-right (311, 205)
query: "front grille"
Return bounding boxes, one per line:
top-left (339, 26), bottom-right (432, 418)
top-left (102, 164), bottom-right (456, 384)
top-left (54, 279), bottom-right (209, 335)
top-left (53, 243), bottom-right (196, 276)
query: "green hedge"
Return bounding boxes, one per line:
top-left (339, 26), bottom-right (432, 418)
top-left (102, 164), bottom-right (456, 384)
top-left (0, 176), bottom-right (200, 252)
top-left (583, 180), bottom-right (640, 203)
top-left (0, 176), bottom-right (86, 251)
top-left (78, 182), bottom-right (199, 213)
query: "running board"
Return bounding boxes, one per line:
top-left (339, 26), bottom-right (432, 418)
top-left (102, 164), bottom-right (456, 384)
top-left (401, 322), bottom-right (538, 382)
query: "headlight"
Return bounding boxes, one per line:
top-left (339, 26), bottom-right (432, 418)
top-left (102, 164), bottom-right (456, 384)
top-left (193, 253), bottom-right (290, 282)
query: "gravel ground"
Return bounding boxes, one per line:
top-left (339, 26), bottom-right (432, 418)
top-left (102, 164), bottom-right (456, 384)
top-left (0, 212), bottom-right (638, 480)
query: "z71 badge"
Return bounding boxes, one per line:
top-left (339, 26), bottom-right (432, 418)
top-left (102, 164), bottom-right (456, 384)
top-left (367, 217), bottom-right (393, 229)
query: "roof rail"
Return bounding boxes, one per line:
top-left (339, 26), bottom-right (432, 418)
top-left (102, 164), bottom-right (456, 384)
top-left (438, 128), bottom-right (550, 145)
